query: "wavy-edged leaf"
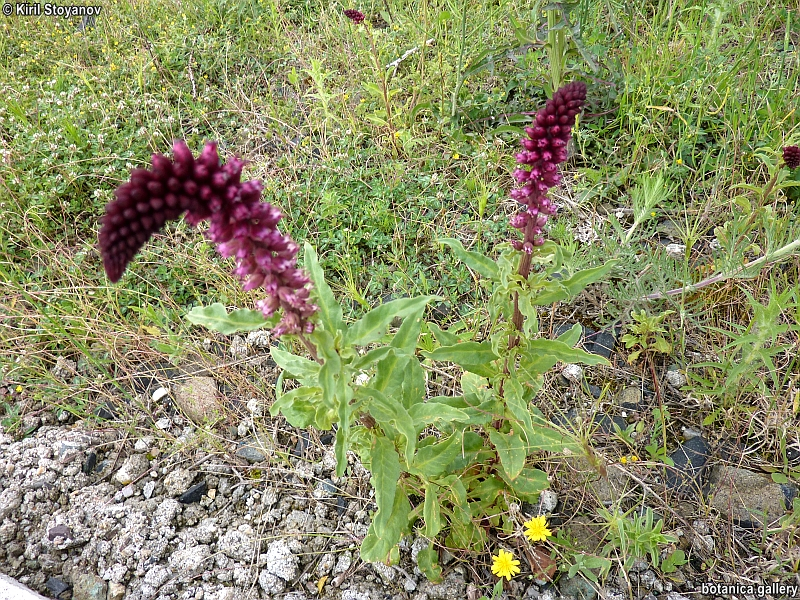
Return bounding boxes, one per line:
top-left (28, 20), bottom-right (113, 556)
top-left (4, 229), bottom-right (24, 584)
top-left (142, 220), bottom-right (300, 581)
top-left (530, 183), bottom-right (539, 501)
top-left (304, 243), bottom-right (343, 333)
top-left (412, 432), bottom-right (462, 478)
top-left (488, 427), bottom-right (527, 480)
top-left (271, 347), bottom-right (320, 382)
top-left (427, 322), bottom-right (458, 347)
top-left (533, 261), bottom-right (619, 305)
top-left (439, 238), bottom-right (499, 279)
top-left (361, 388), bottom-right (416, 465)
top-left (186, 303), bottom-right (272, 334)
top-left (423, 484), bottom-right (442, 538)
top-left (409, 403), bottom-right (470, 430)
top-left (499, 467), bottom-right (549, 502)
top-left (391, 306), bottom-right (427, 356)
top-left (269, 386), bottom-right (321, 428)
top-left (422, 341), bottom-right (499, 378)
top-left (416, 544), bottom-right (443, 583)
top-left (344, 296), bottom-right (435, 347)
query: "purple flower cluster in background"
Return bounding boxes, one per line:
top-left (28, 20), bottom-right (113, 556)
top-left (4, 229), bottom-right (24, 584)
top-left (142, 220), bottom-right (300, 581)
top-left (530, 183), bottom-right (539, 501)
top-left (784, 145), bottom-right (800, 170)
top-left (510, 82), bottom-right (587, 252)
top-left (343, 9), bottom-right (365, 24)
top-left (98, 141), bottom-right (317, 336)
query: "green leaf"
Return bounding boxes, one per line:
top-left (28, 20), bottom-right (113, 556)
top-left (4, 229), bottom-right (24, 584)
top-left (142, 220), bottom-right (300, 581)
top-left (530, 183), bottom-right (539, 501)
top-left (423, 484), bottom-right (442, 538)
top-left (416, 544), bottom-right (443, 582)
top-left (409, 403), bottom-right (470, 430)
top-left (344, 296), bottom-right (436, 347)
top-left (772, 472), bottom-right (789, 484)
top-left (488, 428), bottom-right (527, 480)
top-left (351, 346), bottom-right (393, 371)
top-left (304, 243), bottom-right (343, 333)
top-left (499, 467), bottom-right (549, 502)
top-left (391, 307), bottom-right (427, 356)
top-left (412, 432), bottom-right (463, 478)
top-left (372, 436), bottom-right (401, 515)
top-left (533, 261), bottom-right (619, 305)
top-left (361, 480), bottom-right (410, 562)
top-left (361, 388), bottom-right (417, 465)
top-left (186, 303), bottom-right (272, 335)
top-left (373, 351), bottom-right (410, 397)
top-left (504, 379), bottom-right (534, 439)
top-left (400, 358), bottom-right (426, 410)
top-left (268, 386), bottom-right (321, 428)
top-left (271, 347), bottom-right (320, 382)
top-left (556, 323), bottom-right (583, 347)
top-left (439, 238), bottom-right (499, 279)
top-left (422, 341), bottom-right (499, 378)
top-left (427, 322), bottom-right (459, 346)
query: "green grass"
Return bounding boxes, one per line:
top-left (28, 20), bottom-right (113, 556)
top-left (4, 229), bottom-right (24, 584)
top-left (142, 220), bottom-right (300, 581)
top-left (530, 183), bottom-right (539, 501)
top-left (2, 0), bottom-right (800, 589)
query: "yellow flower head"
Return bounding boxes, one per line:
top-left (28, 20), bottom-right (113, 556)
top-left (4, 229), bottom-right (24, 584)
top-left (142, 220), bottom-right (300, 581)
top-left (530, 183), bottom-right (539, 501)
top-left (676, 158), bottom-right (683, 165)
top-left (15, 385), bottom-right (23, 393)
top-left (523, 515), bottom-right (552, 542)
top-left (620, 456), bottom-right (627, 464)
top-left (452, 153), bottom-right (460, 160)
top-left (491, 549), bottom-right (520, 580)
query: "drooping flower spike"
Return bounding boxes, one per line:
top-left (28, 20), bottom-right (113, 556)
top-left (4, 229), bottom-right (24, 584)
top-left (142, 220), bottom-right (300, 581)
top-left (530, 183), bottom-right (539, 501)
top-left (98, 141), bottom-right (317, 336)
top-left (510, 82), bottom-right (587, 252)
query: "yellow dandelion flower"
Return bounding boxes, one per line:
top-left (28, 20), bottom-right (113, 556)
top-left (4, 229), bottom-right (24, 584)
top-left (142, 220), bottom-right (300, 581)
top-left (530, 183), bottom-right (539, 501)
top-left (452, 153), bottom-right (460, 160)
top-left (676, 158), bottom-right (683, 165)
top-left (620, 456), bottom-right (628, 464)
top-left (650, 211), bottom-right (656, 217)
top-left (491, 549), bottom-right (520, 580)
top-left (630, 455), bottom-right (639, 462)
top-left (15, 385), bottom-right (23, 393)
top-left (523, 515), bottom-right (552, 542)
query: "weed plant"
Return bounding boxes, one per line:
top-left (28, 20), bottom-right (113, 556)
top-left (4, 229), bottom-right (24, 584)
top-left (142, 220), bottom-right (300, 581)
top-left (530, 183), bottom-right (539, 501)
top-left (1, 0), bottom-right (800, 593)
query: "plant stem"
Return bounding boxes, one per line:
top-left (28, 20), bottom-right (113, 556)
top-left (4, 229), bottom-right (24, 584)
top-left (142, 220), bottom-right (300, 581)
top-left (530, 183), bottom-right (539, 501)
top-left (450, 5), bottom-right (469, 123)
top-left (297, 332), bottom-right (321, 364)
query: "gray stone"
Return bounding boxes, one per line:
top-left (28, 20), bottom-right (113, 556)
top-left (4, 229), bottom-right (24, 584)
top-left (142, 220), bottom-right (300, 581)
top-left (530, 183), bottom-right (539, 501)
top-left (707, 465), bottom-right (796, 528)
top-left (51, 356), bottom-right (77, 381)
top-left (417, 573), bottom-right (467, 600)
top-left (559, 574), bottom-right (597, 600)
top-left (168, 544), bottom-right (211, 573)
top-left (616, 386), bottom-right (642, 408)
top-left (265, 539), bottom-right (299, 580)
top-left (164, 468), bottom-right (195, 496)
top-left (537, 490), bottom-right (559, 514)
top-left (143, 480), bottom-right (156, 499)
top-left (229, 336), bottom-right (249, 358)
top-left (218, 526), bottom-right (260, 563)
top-left (173, 377), bottom-right (222, 424)
top-left (235, 435), bottom-right (273, 463)
top-left (114, 454), bottom-right (150, 485)
top-left (0, 488), bottom-right (22, 519)
top-left (107, 582), bottom-right (126, 600)
top-left (72, 573), bottom-right (107, 600)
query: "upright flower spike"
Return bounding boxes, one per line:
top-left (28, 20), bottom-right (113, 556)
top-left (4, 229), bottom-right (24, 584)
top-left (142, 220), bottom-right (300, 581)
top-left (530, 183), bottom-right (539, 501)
top-left (784, 145), bottom-right (800, 170)
top-left (510, 82), bottom-right (587, 252)
top-left (343, 9), bottom-right (365, 24)
top-left (98, 141), bottom-right (317, 336)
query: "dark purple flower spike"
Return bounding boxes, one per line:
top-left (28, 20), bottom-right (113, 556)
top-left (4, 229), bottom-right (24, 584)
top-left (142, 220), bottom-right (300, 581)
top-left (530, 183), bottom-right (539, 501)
top-left (99, 141), bottom-right (317, 336)
top-left (510, 82), bottom-right (587, 252)
top-left (784, 145), bottom-right (800, 170)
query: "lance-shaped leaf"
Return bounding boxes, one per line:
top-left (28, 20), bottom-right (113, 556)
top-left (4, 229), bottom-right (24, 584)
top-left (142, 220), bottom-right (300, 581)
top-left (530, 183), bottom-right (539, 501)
top-left (409, 403), bottom-right (470, 431)
top-left (186, 303), bottom-right (274, 334)
top-left (360, 388), bottom-right (416, 465)
top-left (422, 341), bottom-right (499, 378)
top-left (411, 432), bottom-right (463, 478)
top-left (498, 467), bottom-right (549, 502)
top-left (271, 347), bottom-right (320, 382)
top-left (268, 386), bottom-right (321, 428)
top-left (304, 243), bottom-right (343, 333)
top-left (416, 544), bottom-right (443, 583)
top-left (439, 238), bottom-right (499, 279)
top-left (344, 297), bottom-right (436, 347)
top-left (532, 261), bottom-right (619, 305)
top-left (423, 483), bottom-right (443, 538)
top-left (488, 427), bottom-right (527, 480)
